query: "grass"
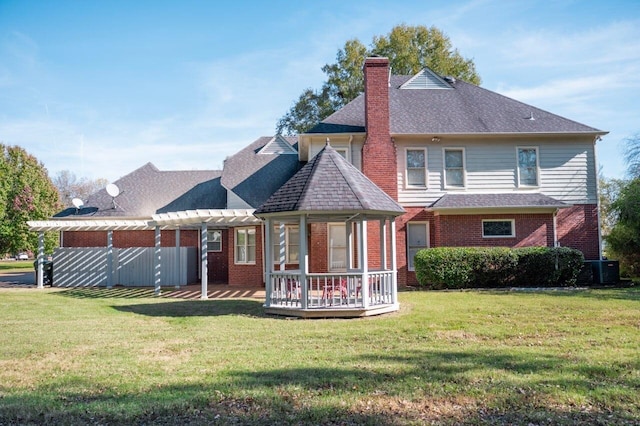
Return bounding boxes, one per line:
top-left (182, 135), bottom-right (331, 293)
top-left (0, 287), bottom-right (638, 425)
top-left (0, 260), bottom-right (33, 272)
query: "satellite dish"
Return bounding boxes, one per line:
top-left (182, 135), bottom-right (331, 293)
top-left (72, 198), bottom-right (84, 209)
top-left (106, 183), bottom-right (120, 197)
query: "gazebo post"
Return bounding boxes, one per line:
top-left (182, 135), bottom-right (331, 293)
top-left (361, 216), bottom-right (369, 308)
top-left (346, 221), bottom-right (353, 270)
top-left (264, 217), bottom-right (272, 308)
top-left (299, 214), bottom-right (308, 309)
top-left (390, 217), bottom-right (398, 305)
top-left (380, 218), bottom-right (387, 271)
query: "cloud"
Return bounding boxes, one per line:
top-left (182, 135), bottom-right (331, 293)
top-left (500, 20), bottom-right (640, 70)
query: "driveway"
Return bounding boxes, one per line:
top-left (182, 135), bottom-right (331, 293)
top-left (0, 270), bottom-right (36, 288)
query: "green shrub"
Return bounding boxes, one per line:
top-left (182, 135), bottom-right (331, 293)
top-left (414, 246), bottom-right (584, 289)
top-left (512, 247), bottom-right (584, 287)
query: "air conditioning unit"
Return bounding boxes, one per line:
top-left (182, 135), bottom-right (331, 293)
top-left (591, 260), bottom-right (620, 284)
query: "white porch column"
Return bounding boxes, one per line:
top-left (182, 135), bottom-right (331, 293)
top-left (200, 222), bottom-right (208, 299)
top-left (154, 226), bottom-right (162, 295)
top-left (361, 217), bottom-right (369, 308)
top-left (175, 228), bottom-right (181, 288)
top-left (106, 230), bottom-right (114, 289)
top-left (390, 217), bottom-right (398, 305)
top-left (264, 218), bottom-right (272, 308)
top-left (346, 221), bottom-right (353, 270)
top-left (299, 215), bottom-right (308, 309)
top-left (36, 232), bottom-right (44, 289)
top-left (380, 218), bottom-right (387, 271)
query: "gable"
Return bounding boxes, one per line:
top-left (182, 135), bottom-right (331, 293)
top-left (258, 135), bottom-right (298, 155)
top-left (400, 68), bottom-right (453, 90)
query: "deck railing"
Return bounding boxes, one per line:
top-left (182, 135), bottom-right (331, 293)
top-left (268, 270), bottom-right (395, 310)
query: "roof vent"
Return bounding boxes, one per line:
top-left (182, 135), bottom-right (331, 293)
top-left (443, 76), bottom-right (456, 84)
top-left (527, 112), bottom-right (535, 121)
top-left (401, 68), bottom-right (453, 90)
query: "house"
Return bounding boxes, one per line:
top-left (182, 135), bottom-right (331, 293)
top-left (299, 57), bottom-right (605, 285)
top-left (29, 57), bottom-right (606, 315)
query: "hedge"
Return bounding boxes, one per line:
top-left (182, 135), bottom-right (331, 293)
top-left (414, 246), bottom-right (585, 289)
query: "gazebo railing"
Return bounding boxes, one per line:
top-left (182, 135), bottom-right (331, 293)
top-left (269, 270), bottom-right (394, 309)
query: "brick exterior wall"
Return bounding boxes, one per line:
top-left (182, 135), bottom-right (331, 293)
top-left (309, 223), bottom-right (328, 273)
top-left (438, 213), bottom-right (554, 248)
top-left (62, 231), bottom-right (108, 247)
top-left (62, 230), bottom-right (199, 248)
top-left (556, 204), bottom-right (600, 260)
top-left (362, 57), bottom-right (397, 200)
top-left (227, 225), bottom-right (265, 287)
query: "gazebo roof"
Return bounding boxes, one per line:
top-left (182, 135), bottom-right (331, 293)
top-left (254, 142), bottom-right (405, 218)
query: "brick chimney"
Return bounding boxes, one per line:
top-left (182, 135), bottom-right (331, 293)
top-left (362, 56), bottom-right (397, 200)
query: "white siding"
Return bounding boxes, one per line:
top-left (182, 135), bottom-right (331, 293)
top-left (539, 142), bottom-right (595, 203)
top-left (396, 136), bottom-right (597, 206)
top-left (308, 138), bottom-right (363, 170)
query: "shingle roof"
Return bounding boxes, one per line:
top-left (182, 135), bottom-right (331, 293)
top-left (255, 143), bottom-right (405, 216)
top-left (54, 163), bottom-right (225, 218)
top-left (221, 136), bottom-right (303, 208)
top-left (308, 71), bottom-right (604, 135)
top-left (430, 193), bottom-right (569, 210)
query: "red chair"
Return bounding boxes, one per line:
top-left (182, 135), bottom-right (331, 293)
top-left (286, 279), bottom-right (301, 299)
top-left (357, 276), bottom-right (380, 298)
top-left (322, 278), bottom-right (348, 300)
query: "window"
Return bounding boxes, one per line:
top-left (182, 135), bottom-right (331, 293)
top-left (482, 219), bottom-right (515, 238)
top-left (207, 230), bottom-right (222, 252)
top-left (235, 227), bottom-right (256, 264)
top-left (329, 223), bottom-right (348, 271)
top-left (444, 148), bottom-right (465, 188)
top-left (407, 222), bottom-right (429, 271)
top-left (406, 148), bottom-right (426, 187)
top-left (517, 147), bottom-right (539, 187)
top-left (334, 148), bottom-right (349, 161)
top-left (272, 225), bottom-right (299, 264)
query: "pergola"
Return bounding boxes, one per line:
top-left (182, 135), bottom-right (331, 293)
top-left (254, 141), bottom-right (405, 318)
top-left (28, 209), bottom-right (260, 297)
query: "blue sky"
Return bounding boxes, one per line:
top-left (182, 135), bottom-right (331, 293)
top-left (1, 0), bottom-right (639, 182)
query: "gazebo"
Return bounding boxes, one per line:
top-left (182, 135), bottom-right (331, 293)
top-left (254, 141), bottom-right (405, 318)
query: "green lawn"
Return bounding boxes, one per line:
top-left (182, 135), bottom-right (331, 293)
top-left (0, 260), bottom-right (33, 272)
top-left (0, 287), bottom-right (638, 425)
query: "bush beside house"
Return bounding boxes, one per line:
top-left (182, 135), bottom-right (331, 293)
top-left (414, 247), bottom-right (585, 289)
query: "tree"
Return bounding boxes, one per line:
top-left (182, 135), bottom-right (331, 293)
top-left (623, 132), bottom-right (640, 178)
top-left (53, 170), bottom-right (108, 207)
top-left (598, 171), bottom-right (626, 238)
top-left (0, 144), bottom-right (60, 256)
top-left (605, 178), bottom-right (640, 276)
top-left (277, 24), bottom-right (481, 135)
